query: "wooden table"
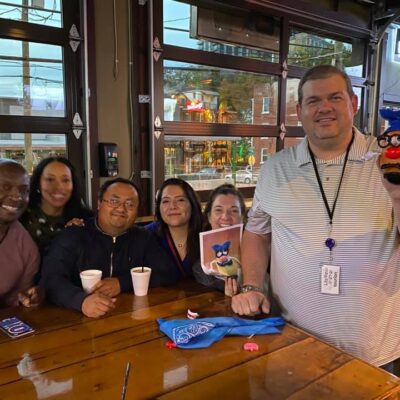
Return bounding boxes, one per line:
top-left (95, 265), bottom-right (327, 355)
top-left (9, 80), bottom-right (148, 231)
top-left (0, 281), bottom-right (399, 399)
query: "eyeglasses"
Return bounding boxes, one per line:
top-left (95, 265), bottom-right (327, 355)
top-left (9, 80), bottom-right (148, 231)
top-left (102, 198), bottom-right (137, 210)
top-left (377, 133), bottom-right (400, 148)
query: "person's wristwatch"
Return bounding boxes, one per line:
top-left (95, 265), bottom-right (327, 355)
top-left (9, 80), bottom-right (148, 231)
top-left (240, 284), bottom-right (263, 294)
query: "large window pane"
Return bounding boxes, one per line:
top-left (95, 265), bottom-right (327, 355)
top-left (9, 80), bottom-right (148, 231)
top-left (285, 78), bottom-right (300, 126)
top-left (164, 60), bottom-right (278, 125)
top-left (0, 38), bottom-right (64, 117)
top-left (163, 0), bottom-right (279, 63)
top-left (0, 133), bottom-right (66, 172)
top-left (288, 29), bottom-right (364, 76)
top-left (0, 1), bottom-right (62, 27)
top-left (164, 136), bottom-right (276, 190)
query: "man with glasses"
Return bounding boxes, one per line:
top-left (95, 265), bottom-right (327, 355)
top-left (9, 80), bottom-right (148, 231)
top-left (232, 65), bottom-right (400, 371)
top-left (41, 178), bottom-right (177, 317)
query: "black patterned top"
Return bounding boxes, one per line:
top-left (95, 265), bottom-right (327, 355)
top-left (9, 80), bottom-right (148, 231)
top-left (20, 206), bottom-right (92, 259)
top-left (20, 208), bottom-right (67, 258)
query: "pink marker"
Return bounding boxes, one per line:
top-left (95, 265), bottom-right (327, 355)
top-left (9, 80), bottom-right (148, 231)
top-left (243, 342), bottom-right (259, 352)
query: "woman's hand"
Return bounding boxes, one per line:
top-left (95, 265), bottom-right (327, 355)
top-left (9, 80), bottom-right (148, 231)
top-left (224, 276), bottom-right (238, 297)
top-left (65, 218), bottom-right (85, 227)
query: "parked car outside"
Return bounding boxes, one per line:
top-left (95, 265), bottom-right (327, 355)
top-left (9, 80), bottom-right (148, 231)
top-left (178, 167), bottom-right (223, 181)
top-left (225, 169), bottom-right (253, 184)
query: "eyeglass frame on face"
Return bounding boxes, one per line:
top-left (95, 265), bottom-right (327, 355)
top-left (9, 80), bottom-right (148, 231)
top-left (377, 133), bottom-right (400, 149)
top-left (102, 197), bottom-right (137, 210)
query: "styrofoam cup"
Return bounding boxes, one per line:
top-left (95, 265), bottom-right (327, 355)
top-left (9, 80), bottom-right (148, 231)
top-left (80, 269), bottom-right (102, 293)
top-left (130, 267), bottom-right (152, 296)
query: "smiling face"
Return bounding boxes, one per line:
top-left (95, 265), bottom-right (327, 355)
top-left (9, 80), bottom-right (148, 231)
top-left (40, 161), bottom-right (73, 216)
top-left (208, 194), bottom-right (242, 230)
top-left (296, 74), bottom-right (358, 156)
top-left (97, 182), bottom-right (139, 236)
top-left (159, 185), bottom-right (191, 228)
top-left (0, 162), bottom-right (29, 226)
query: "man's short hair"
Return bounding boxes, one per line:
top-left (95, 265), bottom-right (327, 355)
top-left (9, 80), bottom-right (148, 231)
top-left (298, 65), bottom-right (355, 105)
top-left (0, 158), bottom-right (27, 174)
top-left (98, 178), bottom-right (141, 204)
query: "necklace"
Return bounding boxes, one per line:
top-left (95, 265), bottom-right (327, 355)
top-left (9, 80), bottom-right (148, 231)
top-left (177, 241), bottom-right (186, 248)
top-left (308, 132), bottom-right (354, 261)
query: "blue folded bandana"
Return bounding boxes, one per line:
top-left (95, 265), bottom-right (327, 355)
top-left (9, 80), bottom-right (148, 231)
top-left (157, 316), bottom-right (285, 349)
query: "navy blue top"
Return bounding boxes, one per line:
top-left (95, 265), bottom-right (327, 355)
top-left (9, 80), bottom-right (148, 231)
top-left (41, 218), bottom-right (178, 311)
top-left (145, 221), bottom-right (193, 279)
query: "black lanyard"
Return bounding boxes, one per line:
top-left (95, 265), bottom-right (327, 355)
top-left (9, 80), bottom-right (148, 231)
top-left (308, 133), bottom-right (354, 226)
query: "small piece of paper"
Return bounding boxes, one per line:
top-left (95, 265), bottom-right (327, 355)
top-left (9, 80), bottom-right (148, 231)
top-left (320, 264), bottom-right (340, 295)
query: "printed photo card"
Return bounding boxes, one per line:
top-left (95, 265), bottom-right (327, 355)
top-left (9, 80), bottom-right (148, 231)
top-left (200, 224), bottom-right (243, 277)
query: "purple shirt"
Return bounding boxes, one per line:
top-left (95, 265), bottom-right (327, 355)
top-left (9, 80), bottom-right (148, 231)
top-left (0, 221), bottom-right (39, 307)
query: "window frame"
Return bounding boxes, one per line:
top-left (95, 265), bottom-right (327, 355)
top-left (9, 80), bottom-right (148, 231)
top-left (0, 1), bottom-right (87, 196)
top-left (262, 97), bottom-right (270, 114)
top-left (152, 0), bottom-right (372, 202)
top-left (261, 148), bottom-right (269, 163)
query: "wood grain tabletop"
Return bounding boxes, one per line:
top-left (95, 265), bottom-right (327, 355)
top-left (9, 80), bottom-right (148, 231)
top-left (0, 280), bottom-right (398, 399)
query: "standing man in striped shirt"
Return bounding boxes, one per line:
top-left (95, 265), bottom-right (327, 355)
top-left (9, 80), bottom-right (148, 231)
top-left (232, 65), bottom-right (400, 369)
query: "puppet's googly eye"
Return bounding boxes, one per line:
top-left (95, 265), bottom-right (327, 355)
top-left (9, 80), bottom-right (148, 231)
top-left (378, 135), bottom-right (390, 148)
top-left (391, 135), bottom-right (400, 147)
top-left (222, 250), bottom-right (228, 256)
top-left (216, 251), bottom-right (223, 257)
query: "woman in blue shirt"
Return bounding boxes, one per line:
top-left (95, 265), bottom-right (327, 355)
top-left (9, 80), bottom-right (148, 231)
top-left (146, 178), bottom-right (202, 279)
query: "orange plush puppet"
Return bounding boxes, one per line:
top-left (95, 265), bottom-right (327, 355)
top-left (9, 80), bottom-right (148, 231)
top-left (377, 108), bottom-right (400, 185)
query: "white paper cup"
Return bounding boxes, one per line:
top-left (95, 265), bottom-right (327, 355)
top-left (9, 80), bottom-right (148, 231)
top-left (130, 267), bottom-right (152, 296)
top-left (80, 269), bottom-right (102, 294)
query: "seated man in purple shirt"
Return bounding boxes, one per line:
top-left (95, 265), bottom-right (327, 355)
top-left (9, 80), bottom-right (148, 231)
top-left (0, 159), bottom-right (40, 307)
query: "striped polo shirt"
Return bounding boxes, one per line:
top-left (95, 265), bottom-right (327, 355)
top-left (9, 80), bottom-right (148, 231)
top-left (246, 128), bottom-right (400, 366)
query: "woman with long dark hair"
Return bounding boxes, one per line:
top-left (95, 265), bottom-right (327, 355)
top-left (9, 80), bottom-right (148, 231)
top-left (21, 156), bottom-right (92, 258)
top-left (193, 183), bottom-right (247, 296)
top-left (145, 178), bottom-right (202, 279)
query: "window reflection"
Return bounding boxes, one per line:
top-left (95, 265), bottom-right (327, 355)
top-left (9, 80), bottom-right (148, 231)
top-left (164, 136), bottom-right (276, 190)
top-left (285, 78), bottom-right (300, 126)
top-left (164, 60), bottom-right (278, 125)
top-left (17, 353), bottom-right (73, 399)
top-left (353, 86), bottom-right (362, 131)
top-left (288, 29), bottom-right (364, 76)
top-left (163, 0), bottom-right (279, 62)
top-left (0, 1), bottom-right (62, 28)
top-left (0, 39), bottom-right (65, 117)
top-left (0, 133), bottom-right (66, 173)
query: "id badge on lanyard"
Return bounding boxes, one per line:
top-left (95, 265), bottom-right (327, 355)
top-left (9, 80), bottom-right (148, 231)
top-left (308, 133), bottom-right (353, 297)
top-left (320, 264), bottom-right (340, 295)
